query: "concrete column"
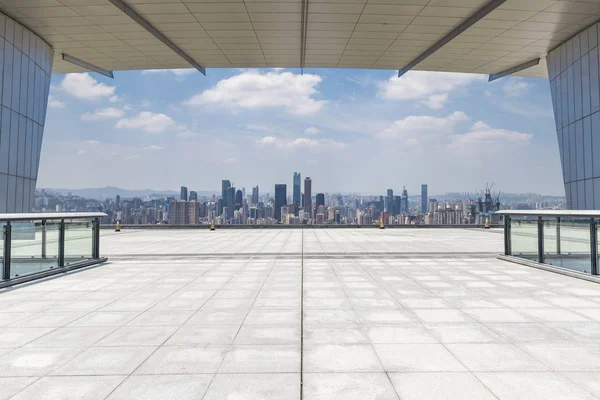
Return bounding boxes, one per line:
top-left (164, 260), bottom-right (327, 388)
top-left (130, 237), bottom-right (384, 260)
top-left (547, 23), bottom-right (600, 210)
top-left (0, 12), bottom-right (53, 213)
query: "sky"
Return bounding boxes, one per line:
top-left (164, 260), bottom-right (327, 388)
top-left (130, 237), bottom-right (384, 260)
top-left (38, 67), bottom-right (564, 196)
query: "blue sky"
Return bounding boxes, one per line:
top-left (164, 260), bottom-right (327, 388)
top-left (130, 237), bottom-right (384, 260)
top-left (38, 67), bottom-right (563, 196)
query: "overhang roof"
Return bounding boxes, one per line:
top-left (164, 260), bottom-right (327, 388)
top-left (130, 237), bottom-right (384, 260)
top-left (1, 0), bottom-right (598, 79)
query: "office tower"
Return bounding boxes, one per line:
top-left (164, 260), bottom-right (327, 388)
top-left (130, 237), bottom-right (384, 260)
top-left (227, 186), bottom-right (236, 219)
top-left (187, 201), bottom-right (199, 224)
top-left (235, 189), bottom-right (243, 210)
top-left (293, 172), bottom-right (301, 205)
top-left (242, 187), bottom-right (246, 199)
top-left (220, 180), bottom-right (231, 215)
top-left (304, 177), bottom-right (312, 219)
top-left (421, 184), bottom-right (428, 214)
top-left (168, 200), bottom-right (187, 225)
top-left (394, 196), bottom-right (401, 216)
top-left (401, 187), bottom-right (409, 213)
top-left (316, 193), bottom-right (325, 208)
top-left (386, 189), bottom-right (394, 215)
top-left (189, 191), bottom-right (198, 202)
top-left (275, 184), bottom-right (287, 222)
top-left (217, 199), bottom-right (224, 216)
top-left (180, 186), bottom-right (188, 201)
top-left (251, 185), bottom-right (259, 205)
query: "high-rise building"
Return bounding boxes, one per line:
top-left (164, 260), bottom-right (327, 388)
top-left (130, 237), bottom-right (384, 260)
top-left (189, 191), bottom-right (198, 202)
top-left (180, 186), bottom-right (188, 201)
top-left (293, 172), bottom-right (301, 206)
top-left (316, 193), bottom-right (325, 208)
top-left (115, 195), bottom-right (121, 210)
top-left (401, 187), bottom-right (409, 213)
top-left (421, 184), bottom-right (428, 214)
top-left (188, 201), bottom-right (199, 224)
top-left (168, 200), bottom-right (187, 225)
top-left (275, 184), bottom-right (287, 222)
top-left (227, 186), bottom-right (236, 219)
top-left (220, 180), bottom-right (231, 215)
top-left (235, 189), bottom-right (243, 210)
top-left (304, 177), bottom-right (312, 220)
top-left (394, 196), bottom-right (401, 217)
top-left (251, 185), bottom-right (259, 205)
top-left (386, 189), bottom-right (394, 215)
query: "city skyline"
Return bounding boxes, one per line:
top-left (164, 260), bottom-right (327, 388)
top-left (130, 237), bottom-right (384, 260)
top-left (38, 68), bottom-right (562, 196)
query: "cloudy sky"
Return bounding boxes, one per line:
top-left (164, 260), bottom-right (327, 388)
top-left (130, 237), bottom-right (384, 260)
top-left (38, 67), bottom-right (563, 196)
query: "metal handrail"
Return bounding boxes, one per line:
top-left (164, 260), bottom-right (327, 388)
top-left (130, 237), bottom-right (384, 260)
top-left (0, 212), bottom-right (106, 221)
top-left (1, 212), bottom-right (107, 286)
top-left (497, 210), bottom-right (600, 217)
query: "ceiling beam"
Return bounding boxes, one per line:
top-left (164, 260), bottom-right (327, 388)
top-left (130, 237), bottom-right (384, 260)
top-left (107, 0), bottom-right (206, 76)
top-left (397, 0), bottom-right (507, 78)
top-left (300, 0), bottom-right (309, 74)
top-left (488, 58), bottom-right (541, 82)
top-left (62, 54), bottom-right (114, 78)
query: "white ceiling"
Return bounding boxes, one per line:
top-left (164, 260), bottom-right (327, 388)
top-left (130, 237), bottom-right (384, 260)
top-left (1, 0), bottom-right (598, 78)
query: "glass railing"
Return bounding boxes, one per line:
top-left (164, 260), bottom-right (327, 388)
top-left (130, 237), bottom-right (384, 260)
top-left (500, 210), bottom-right (599, 275)
top-left (0, 212), bottom-right (107, 286)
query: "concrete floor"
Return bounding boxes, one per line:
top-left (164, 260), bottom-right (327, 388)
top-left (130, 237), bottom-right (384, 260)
top-left (0, 229), bottom-right (600, 399)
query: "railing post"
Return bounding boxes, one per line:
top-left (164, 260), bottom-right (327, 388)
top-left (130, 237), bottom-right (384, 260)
top-left (591, 218), bottom-right (598, 276)
top-left (504, 215), bottom-right (511, 255)
top-left (3, 222), bottom-right (11, 280)
top-left (41, 220), bottom-right (47, 259)
top-left (538, 216), bottom-right (545, 264)
top-left (556, 217), bottom-right (561, 255)
top-left (58, 219), bottom-right (65, 267)
top-left (92, 218), bottom-right (100, 259)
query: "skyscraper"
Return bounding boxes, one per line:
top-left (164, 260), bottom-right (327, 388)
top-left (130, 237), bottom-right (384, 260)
top-left (386, 189), bottom-right (394, 215)
top-left (401, 187), bottom-right (409, 213)
top-left (235, 189), bottom-right (243, 210)
top-left (304, 177), bottom-right (312, 220)
top-left (293, 172), bottom-right (301, 206)
top-left (189, 191), bottom-right (198, 202)
top-left (421, 184), bottom-right (428, 214)
top-left (316, 193), bottom-right (325, 208)
top-left (275, 184), bottom-right (287, 222)
top-left (180, 186), bottom-right (188, 202)
top-left (251, 185), bottom-right (259, 205)
top-left (227, 186), bottom-right (236, 219)
top-left (220, 180), bottom-right (231, 215)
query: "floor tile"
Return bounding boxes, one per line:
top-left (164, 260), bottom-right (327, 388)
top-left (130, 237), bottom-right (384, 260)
top-left (235, 325), bottom-right (300, 345)
top-left (219, 345), bottom-right (300, 373)
top-left (519, 343), bottom-right (600, 371)
top-left (10, 376), bottom-right (125, 400)
top-left (203, 373), bottom-right (300, 400)
top-left (374, 344), bottom-right (466, 372)
top-left (304, 326), bottom-right (369, 345)
top-left (96, 326), bottom-right (178, 346)
top-left (0, 377), bottom-right (37, 400)
top-left (304, 344), bottom-right (384, 372)
top-left (447, 344), bottom-right (550, 372)
top-left (52, 346), bottom-right (155, 375)
top-left (426, 324), bottom-right (506, 344)
top-left (106, 374), bottom-right (212, 400)
top-left (389, 372), bottom-right (496, 400)
top-left (366, 324), bottom-right (438, 344)
top-left (165, 325), bottom-right (239, 346)
top-left (477, 372), bottom-right (597, 400)
top-left (303, 373), bottom-right (398, 400)
top-left (135, 345), bottom-right (227, 374)
top-left (0, 347), bottom-right (82, 376)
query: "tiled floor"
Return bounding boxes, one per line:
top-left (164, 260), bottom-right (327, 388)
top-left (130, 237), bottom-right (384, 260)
top-left (0, 229), bottom-right (600, 399)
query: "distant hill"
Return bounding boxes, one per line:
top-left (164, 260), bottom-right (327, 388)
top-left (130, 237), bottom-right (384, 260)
top-left (41, 186), bottom-right (218, 200)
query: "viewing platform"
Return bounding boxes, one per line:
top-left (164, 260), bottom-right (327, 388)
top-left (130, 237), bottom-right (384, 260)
top-left (0, 227), bottom-right (599, 399)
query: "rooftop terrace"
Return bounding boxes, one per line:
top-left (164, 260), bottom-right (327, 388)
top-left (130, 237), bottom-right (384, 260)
top-left (1, 228), bottom-right (600, 399)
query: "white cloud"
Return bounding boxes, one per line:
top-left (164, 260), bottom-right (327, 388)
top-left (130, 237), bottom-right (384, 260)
top-left (257, 136), bottom-right (277, 145)
top-left (59, 73), bottom-right (116, 100)
top-left (242, 124), bottom-right (275, 133)
top-left (77, 149), bottom-right (86, 155)
top-left (116, 111), bottom-right (176, 133)
top-left (109, 95), bottom-right (123, 103)
top-left (81, 107), bottom-right (124, 121)
top-left (142, 69), bottom-right (196, 77)
top-left (377, 111), bottom-right (469, 142)
top-left (422, 93), bottom-right (448, 109)
top-left (186, 70), bottom-right (326, 115)
top-left (377, 71), bottom-right (484, 109)
top-left (449, 121), bottom-right (532, 149)
top-left (502, 78), bottom-right (532, 97)
top-left (305, 126), bottom-right (320, 135)
top-left (257, 136), bottom-right (344, 150)
top-left (48, 96), bottom-right (66, 109)
top-left (143, 145), bottom-right (164, 151)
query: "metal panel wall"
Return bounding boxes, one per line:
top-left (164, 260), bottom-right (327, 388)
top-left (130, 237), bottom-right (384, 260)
top-left (0, 12), bottom-right (53, 213)
top-left (548, 22), bottom-right (600, 210)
